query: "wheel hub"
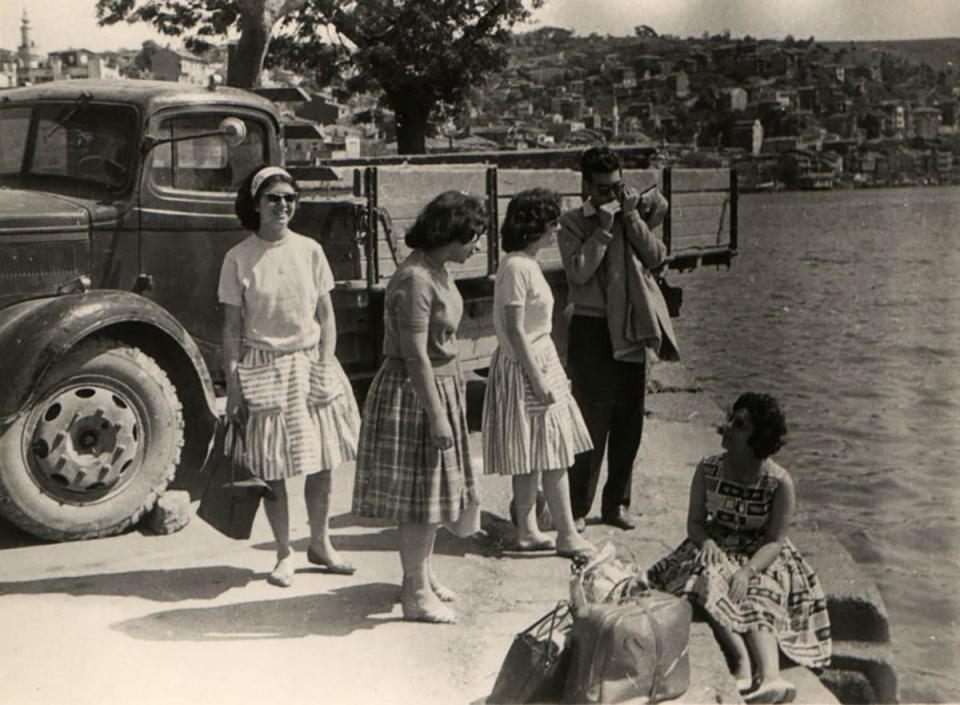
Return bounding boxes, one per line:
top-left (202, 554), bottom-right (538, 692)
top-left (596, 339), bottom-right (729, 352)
top-left (28, 384), bottom-right (141, 497)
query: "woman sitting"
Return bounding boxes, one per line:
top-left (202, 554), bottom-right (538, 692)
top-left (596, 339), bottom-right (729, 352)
top-left (648, 392), bottom-right (831, 704)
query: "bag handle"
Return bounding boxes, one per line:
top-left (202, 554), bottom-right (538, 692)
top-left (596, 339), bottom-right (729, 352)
top-left (520, 601), bottom-right (570, 641)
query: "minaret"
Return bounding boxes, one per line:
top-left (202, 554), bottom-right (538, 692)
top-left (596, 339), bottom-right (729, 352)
top-left (18, 10), bottom-right (40, 70)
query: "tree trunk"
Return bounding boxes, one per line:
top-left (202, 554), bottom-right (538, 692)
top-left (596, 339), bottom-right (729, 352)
top-left (228, 0), bottom-right (306, 89)
top-left (393, 96), bottom-right (432, 155)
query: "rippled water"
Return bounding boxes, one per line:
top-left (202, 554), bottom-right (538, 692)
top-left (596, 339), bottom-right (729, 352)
top-left (671, 186), bottom-right (960, 703)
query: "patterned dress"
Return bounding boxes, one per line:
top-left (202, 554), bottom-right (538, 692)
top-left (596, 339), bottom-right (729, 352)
top-left (648, 454), bottom-right (832, 668)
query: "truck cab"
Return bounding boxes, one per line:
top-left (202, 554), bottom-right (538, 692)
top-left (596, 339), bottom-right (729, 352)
top-left (0, 79), bottom-right (283, 540)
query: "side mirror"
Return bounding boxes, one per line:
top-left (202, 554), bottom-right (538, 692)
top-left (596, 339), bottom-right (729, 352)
top-left (219, 117), bottom-right (247, 147)
top-left (142, 117), bottom-right (248, 154)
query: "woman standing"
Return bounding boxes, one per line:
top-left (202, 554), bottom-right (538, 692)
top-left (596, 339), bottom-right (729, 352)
top-left (648, 393), bottom-right (831, 704)
top-left (352, 190), bottom-right (483, 624)
top-left (219, 165), bottom-right (360, 588)
top-left (482, 188), bottom-right (595, 558)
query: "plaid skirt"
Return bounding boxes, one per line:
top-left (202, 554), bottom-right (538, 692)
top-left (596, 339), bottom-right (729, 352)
top-left (482, 337), bottom-right (592, 476)
top-left (225, 346), bottom-right (360, 481)
top-left (351, 359), bottom-right (478, 524)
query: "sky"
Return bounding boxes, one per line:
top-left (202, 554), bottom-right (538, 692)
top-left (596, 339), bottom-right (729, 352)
top-left (2, 0), bottom-right (959, 54)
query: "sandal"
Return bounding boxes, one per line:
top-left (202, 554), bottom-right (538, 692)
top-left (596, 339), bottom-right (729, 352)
top-left (401, 597), bottom-right (458, 624)
top-left (306, 547), bottom-right (356, 575)
top-left (745, 679), bottom-right (796, 704)
top-left (267, 556), bottom-right (294, 588)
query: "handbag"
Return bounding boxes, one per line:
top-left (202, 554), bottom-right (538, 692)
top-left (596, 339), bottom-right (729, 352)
top-left (489, 602), bottom-right (573, 704)
top-left (564, 592), bottom-right (691, 704)
top-left (196, 415), bottom-right (272, 540)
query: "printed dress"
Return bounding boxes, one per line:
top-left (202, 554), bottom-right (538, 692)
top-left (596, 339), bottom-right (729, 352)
top-left (482, 252), bottom-right (592, 475)
top-left (648, 454), bottom-right (832, 668)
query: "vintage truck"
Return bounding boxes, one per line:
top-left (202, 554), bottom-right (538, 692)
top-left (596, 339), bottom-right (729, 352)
top-left (0, 79), bottom-right (736, 541)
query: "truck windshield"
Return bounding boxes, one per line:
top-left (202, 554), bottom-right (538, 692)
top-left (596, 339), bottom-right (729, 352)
top-left (0, 102), bottom-right (138, 192)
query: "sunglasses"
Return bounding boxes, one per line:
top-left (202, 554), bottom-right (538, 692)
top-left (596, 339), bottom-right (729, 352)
top-left (589, 181), bottom-right (624, 198)
top-left (265, 193), bottom-right (298, 204)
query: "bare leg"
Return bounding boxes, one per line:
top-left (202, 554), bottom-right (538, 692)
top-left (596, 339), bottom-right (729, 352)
top-left (305, 470), bottom-right (354, 572)
top-left (541, 468), bottom-right (594, 554)
top-left (399, 522), bottom-right (456, 624)
top-left (744, 630), bottom-right (795, 702)
top-left (512, 472), bottom-right (553, 547)
top-left (263, 479), bottom-right (294, 587)
top-left (713, 620), bottom-right (753, 689)
top-left (427, 553), bottom-right (456, 602)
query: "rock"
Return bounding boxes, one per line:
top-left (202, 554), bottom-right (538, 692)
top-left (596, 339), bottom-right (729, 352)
top-left (143, 490), bottom-right (191, 535)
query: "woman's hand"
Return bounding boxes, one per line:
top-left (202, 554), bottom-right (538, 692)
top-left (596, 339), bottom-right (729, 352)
top-left (529, 374), bottom-right (556, 406)
top-left (728, 566), bottom-right (753, 603)
top-left (430, 415), bottom-right (455, 450)
top-left (698, 538), bottom-right (725, 566)
top-left (225, 371), bottom-right (243, 420)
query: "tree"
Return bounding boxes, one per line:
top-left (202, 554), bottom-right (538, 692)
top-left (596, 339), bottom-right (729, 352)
top-left (97, 0), bottom-right (539, 154)
top-left (97, 0), bottom-right (308, 90)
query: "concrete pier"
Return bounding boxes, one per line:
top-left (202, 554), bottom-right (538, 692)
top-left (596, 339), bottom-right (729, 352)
top-left (0, 361), bottom-right (895, 705)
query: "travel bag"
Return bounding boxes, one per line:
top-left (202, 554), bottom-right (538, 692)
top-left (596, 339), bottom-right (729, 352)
top-left (564, 592), bottom-right (692, 704)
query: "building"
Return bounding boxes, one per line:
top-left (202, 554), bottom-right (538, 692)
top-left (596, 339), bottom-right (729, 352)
top-left (145, 42), bottom-right (217, 85)
top-left (0, 49), bottom-right (17, 87)
top-left (48, 49), bottom-right (119, 80)
top-left (910, 107), bottom-right (941, 140)
top-left (295, 94), bottom-right (349, 125)
top-left (731, 119), bottom-right (764, 154)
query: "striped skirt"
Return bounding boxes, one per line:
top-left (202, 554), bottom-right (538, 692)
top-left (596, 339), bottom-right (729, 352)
top-left (351, 359), bottom-right (477, 524)
top-left (482, 336), bottom-right (592, 476)
top-left (225, 346), bottom-right (360, 481)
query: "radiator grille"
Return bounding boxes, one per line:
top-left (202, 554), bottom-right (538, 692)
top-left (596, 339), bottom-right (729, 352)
top-left (0, 241), bottom-right (87, 280)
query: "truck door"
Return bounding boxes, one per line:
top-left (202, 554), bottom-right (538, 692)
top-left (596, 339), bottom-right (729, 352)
top-left (137, 108), bottom-right (276, 376)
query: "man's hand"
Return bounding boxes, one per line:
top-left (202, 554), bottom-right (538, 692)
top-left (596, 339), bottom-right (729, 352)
top-left (597, 201), bottom-right (617, 231)
top-left (620, 185), bottom-right (641, 213)
top-left (640, 188), bottom-right (669, 228)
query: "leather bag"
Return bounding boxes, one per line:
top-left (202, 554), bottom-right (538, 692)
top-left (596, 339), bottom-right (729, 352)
top-left (196, 417), bottom-right (272, 540)
top-left (489, 602), bottom-right (572, 704)
top-left (564, 592), bottom-right (692, 704)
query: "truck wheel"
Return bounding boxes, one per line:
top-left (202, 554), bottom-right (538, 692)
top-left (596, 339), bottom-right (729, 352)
top-left (0, 338), bottom-right (184, 541)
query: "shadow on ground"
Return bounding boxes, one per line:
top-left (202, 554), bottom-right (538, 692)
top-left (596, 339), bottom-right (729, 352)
top-left (251, 510), bottom-right (509, 559)
top-left (0, 565), bottom-right (255, 601)
top-left (112, 582), bottom-right (398, 641)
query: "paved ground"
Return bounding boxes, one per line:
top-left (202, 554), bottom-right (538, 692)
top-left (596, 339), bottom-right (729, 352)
top-left (0, 363), bottom-right (833, 705)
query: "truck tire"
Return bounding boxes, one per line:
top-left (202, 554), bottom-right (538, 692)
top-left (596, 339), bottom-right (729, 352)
top-left (0, 338), bottom-right (184, 541)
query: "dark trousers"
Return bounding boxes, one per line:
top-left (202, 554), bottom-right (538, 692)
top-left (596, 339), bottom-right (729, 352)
top-left (566, 315), bottom-right (646, 520)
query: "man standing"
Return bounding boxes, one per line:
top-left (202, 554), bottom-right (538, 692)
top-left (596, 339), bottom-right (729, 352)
top-left (558, 146), bottom-right (679, 531)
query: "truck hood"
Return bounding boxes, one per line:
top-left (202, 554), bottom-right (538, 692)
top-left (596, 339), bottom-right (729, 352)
top-left (0, 188), bottom-right (102, 235)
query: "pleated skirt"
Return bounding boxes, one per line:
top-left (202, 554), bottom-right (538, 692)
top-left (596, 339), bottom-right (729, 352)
top-left (352, 359), bottom-right (477, 524)
top-left (482, 336), bottom-right (592, 476)
top-left (225, 346), bottom-right (360, 481)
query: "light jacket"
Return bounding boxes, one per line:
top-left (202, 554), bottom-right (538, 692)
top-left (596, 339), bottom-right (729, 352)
top-left (558, 199), bottom-right (680, 362)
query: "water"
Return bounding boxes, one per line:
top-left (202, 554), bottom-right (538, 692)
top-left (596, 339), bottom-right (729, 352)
top-left (671, 186), bottom-right (960, 703)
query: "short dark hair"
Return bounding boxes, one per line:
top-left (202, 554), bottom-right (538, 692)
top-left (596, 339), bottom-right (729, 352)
top-left (733, 392), bottom-right (787, 459)
top-left (579, 146), bottom-right (622, 182)
top-left (405, 190), bottom-right (486, 250)
top-left (501, 188), bottom-right (562, 253)
top-left (234, 165), bottom-right (300, 231)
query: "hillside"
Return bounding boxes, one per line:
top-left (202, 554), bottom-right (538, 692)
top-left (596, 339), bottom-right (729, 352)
top-left (821, 37), bottom-right (960, 72)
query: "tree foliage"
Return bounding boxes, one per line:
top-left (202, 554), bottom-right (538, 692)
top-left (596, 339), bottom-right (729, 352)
top-left (97, 0), bottom-right (539, 153)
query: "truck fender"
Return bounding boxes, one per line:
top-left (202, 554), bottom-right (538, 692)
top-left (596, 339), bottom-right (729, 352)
top-left (0, 291), bottom-right (219, 475)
